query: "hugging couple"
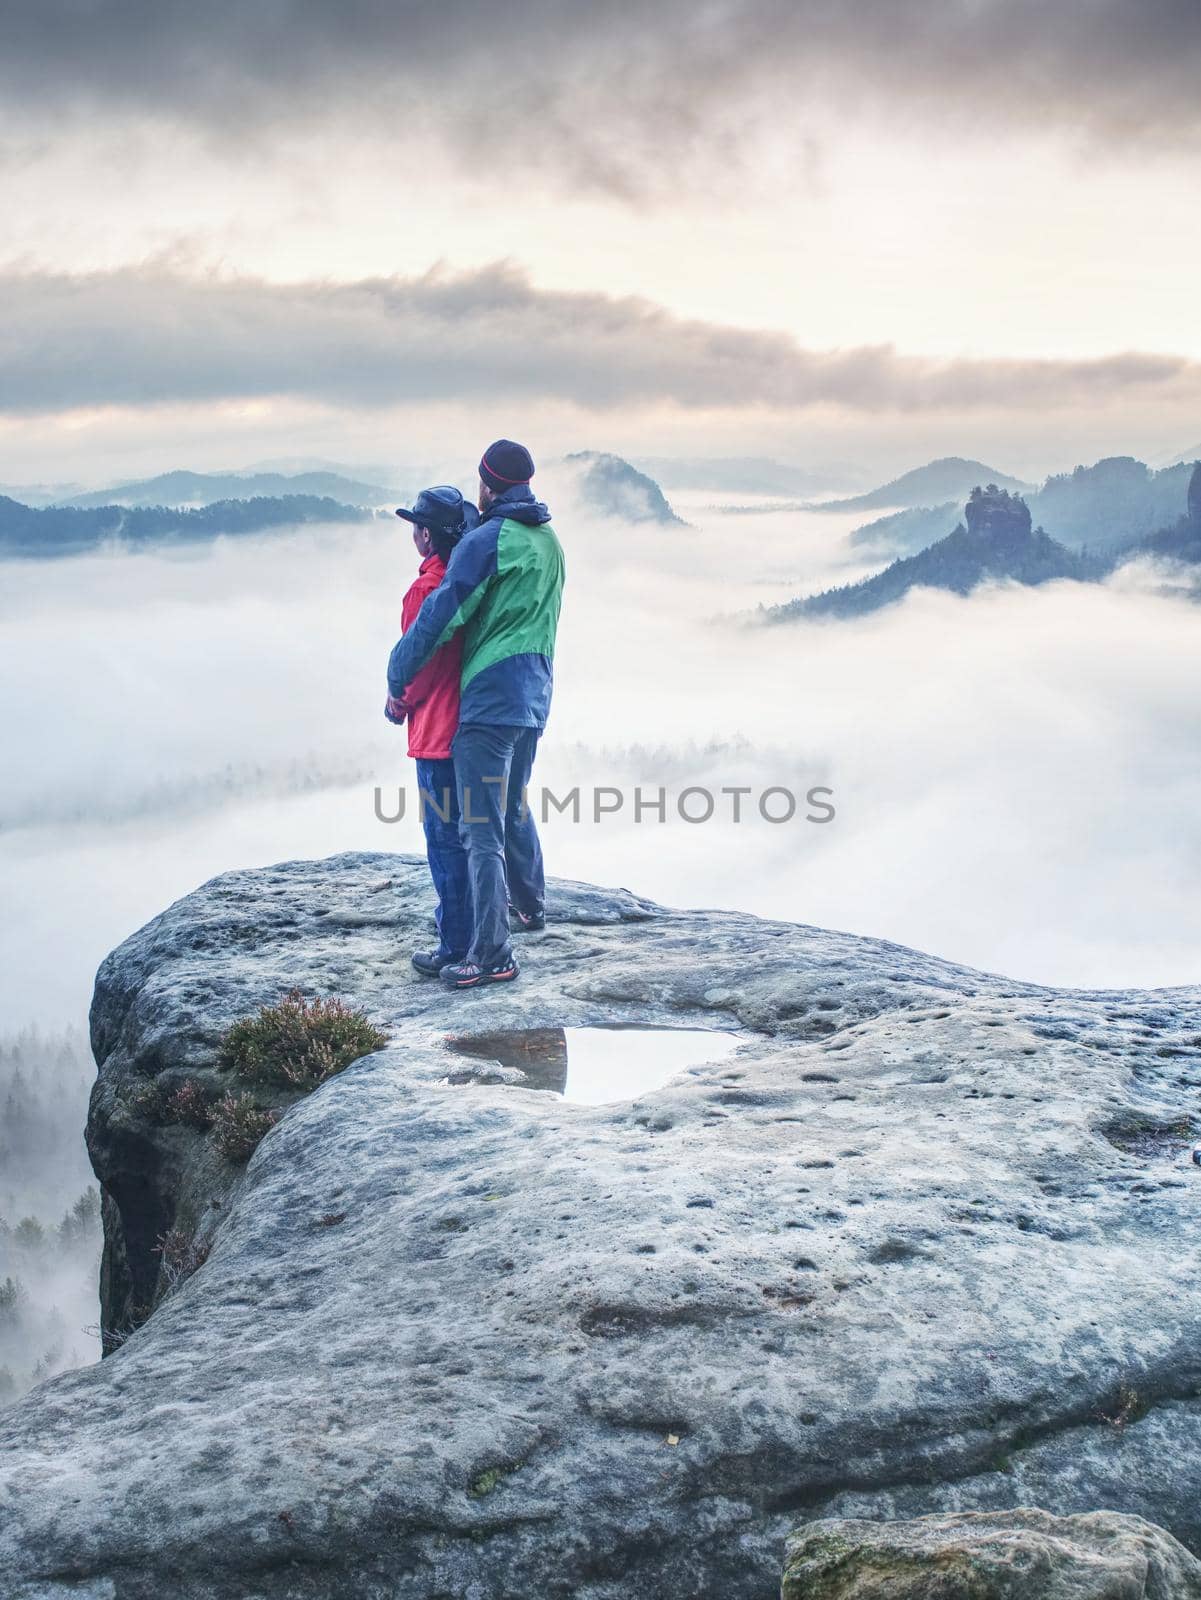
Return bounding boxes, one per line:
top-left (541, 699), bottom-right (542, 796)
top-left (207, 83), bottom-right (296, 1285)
top-left (385, 439), bottom-right (565, 991)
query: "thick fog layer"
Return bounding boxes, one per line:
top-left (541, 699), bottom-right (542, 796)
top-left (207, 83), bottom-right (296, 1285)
top-left (2, 469), bottom-right (1198, 1026)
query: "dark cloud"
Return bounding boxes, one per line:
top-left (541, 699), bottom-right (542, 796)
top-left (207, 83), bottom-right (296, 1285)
top-left (0, 3), bottom-right (1198, 195)
top-left (2, 261), bottom-right (1199, 418)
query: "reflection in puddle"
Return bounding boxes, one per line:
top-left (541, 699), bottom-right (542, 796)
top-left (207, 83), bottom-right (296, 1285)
top-left (445, 1026), bottom-right (741, 1105)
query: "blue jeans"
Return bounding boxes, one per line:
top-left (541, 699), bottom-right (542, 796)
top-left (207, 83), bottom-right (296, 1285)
top-left (452, 723), bottom-right (545, 969)
top-left (414, 757), bottom-right (472, 962)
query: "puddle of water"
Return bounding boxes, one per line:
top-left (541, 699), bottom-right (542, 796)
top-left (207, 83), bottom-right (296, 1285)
top-left (445, 1026), bottom-right (742, 1105)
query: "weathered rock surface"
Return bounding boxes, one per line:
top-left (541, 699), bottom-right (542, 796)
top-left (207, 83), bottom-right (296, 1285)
top-left (2, 851), bottom-right (1201, 1599)
top-left (783, 1509), bottom-right (1201, 1598)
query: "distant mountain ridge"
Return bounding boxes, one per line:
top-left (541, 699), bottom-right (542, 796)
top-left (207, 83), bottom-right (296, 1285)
top-left (634, 456), bottom-right (863, 498)
top-left (58, 469), bottom-right (402, 510)
top-left (772, 465), bottom-right (1201, 621)
top-left (1026, 457), bottom-right (1193, 554)
top-left (848, 501), bottom-right (959, 553)
top-left (820, 456), bottom-right (1030, 514)
top-left (0, 481), bottom-right (88, 508)
top-left (0, 495), bottom-right (376, 559)
top-left (852, 456), bottom-right (1196, 559)
top-left (1138, 462), bottom-right (1201, 567)
top-left (773, 486), bottom-right (1096, 621)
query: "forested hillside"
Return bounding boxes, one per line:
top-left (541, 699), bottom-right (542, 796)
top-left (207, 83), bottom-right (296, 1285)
top-left (0, 494), bottom-right (376, 559)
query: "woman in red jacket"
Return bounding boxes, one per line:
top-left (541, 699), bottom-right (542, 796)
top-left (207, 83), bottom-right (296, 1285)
top-left (386, 487), bottom-right (478, 976)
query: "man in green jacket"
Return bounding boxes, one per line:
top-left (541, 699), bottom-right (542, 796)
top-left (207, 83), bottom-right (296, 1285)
top-left (387, 440), bottom-right (566, 988)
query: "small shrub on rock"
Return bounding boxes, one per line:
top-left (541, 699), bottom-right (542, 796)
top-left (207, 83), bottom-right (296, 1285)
top-left (164, 1081), bottom-right (216, 1129)
top-left (210, 1092), bottom-right (279, 1164)
top-left (95, 1304), bottom-right (151, 1355)
top-left (153, 1227), bottom-right (212, 1293)
top-left (218, 989), bottom-right (387, 1091)
top-left (125, 1078), bottom-right (168, 1119)
top-left (124, 1077), bottom-right (216, 1129)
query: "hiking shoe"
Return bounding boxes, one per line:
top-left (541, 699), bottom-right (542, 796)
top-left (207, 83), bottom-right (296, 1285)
top-left (411, 948), bottom-right (460, 978)
top-left (508, 905), bottom-right (546, 933)
top-left (440, 957), bottom-right (520, 989)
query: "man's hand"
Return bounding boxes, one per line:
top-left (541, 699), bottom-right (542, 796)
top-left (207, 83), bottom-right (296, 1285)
top-left (384, 695), bottom-right (407, 726)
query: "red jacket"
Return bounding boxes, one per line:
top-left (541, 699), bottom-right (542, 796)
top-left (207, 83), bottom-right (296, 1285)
top-left (398, 555), bottom-right (462, 759)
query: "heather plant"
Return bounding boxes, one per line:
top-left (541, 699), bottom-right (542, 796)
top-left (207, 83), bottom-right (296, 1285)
top-left (125, 1078), bottom-right (168, 1119)
top-left (217, 990), bottom-right (386, 1092)
top-left (209, 1093), bottom-right (279, 1164)
top-left (163, 1081), bottom-right (215, 1130)
top-left (124, 1078), bottom-right (215, 1130)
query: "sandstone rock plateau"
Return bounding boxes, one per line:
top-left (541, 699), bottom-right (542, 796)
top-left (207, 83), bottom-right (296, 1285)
top-left (1, 851), bottom-right (1200, 1598)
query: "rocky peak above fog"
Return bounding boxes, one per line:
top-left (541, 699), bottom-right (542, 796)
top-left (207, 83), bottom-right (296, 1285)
top-left (564, 450), bottom-right (685, 524)
top-left (962, 482), bottom-right (1032, 542)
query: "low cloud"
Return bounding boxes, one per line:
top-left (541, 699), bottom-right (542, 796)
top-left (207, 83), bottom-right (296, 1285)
top-left (3, 261), bottom-right (1200, 420)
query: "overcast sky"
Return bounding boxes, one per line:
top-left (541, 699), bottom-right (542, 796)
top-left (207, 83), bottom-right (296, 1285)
top-left (2, 0), bottom-right (1199, 484)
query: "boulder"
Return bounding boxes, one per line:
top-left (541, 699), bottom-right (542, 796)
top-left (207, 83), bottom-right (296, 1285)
top-left (1, 851), bottom-right (1201, 1598)
top-left (783, 1509), bottom-right (1201, 1598)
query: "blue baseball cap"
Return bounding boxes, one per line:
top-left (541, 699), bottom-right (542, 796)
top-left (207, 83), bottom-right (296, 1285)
top-left (395, 485), bottom-right (469, 533)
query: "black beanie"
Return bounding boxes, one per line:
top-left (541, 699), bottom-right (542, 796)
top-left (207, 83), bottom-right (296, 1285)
top-left (479, 439), bottom-right (535, 492)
